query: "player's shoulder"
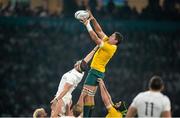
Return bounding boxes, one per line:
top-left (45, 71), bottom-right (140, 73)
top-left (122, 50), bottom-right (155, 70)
top-left (136, 91), bottom-right (147, 97)
top-left (161, 94), bottom-right (170, 103)
top-left (134, 91), bottom-right (150, 100)
top-left (63, 69), bottom-right (76, 79)
top-left (102, 35), bottom-right (109, 41)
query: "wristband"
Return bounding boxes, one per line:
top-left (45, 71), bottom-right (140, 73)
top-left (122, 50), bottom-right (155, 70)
top-left (86, 22), bottom-right (93, 32)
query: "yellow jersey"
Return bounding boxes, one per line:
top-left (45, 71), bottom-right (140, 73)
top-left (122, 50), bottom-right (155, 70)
top-left (90, 36), bottom-right (117, 72)
top-left (106, 106), bottom-right (122, 118)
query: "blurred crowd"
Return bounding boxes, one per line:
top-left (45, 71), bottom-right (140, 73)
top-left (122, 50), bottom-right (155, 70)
top-left (0, 0), bottom-right (180, 20)
top-left (0, 19), bottom-right (180, 116)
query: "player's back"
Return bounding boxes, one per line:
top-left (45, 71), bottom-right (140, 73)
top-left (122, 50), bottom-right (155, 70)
top-left (55, 69), bottom-right (84, 97)
top-left (132, 91), bottom-right (171, 117)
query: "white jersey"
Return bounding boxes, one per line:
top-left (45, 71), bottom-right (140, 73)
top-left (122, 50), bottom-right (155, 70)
top-left (55, 68), bottom-right (84, 115)
top-left (130, 91), bottom-right (171, 117)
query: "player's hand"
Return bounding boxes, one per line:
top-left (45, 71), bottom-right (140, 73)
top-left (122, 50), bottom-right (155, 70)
top-left (87, 10), bottom-right (94, 21)
top-left (50, 99), bottom-right (57, 110)
top-left (97, 78), bottom-right (104, 85)
top-left (80, 18), bottom-right (90, 26)
top-left (50, 98), bottom-right (58, 104)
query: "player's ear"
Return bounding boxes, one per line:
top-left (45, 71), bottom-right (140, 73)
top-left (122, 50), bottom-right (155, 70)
top-left (161, 85), bottom-right (164, 91)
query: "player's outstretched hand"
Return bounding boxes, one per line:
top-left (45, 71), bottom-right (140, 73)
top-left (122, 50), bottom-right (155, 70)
top-left (87, 10), bottom-right (94, 21)
top-left (50, 98), bottom-right (58, 104)
top-left (97, 78), bottom-right (104, 85)
top-left (80, 18), bottom-right (90, 26)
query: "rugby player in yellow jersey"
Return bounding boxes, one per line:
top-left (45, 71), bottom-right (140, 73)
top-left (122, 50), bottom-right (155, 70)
top-left (98, 78), bottom-right (123, 118)
top-left (77, 10), bottom-right (124, 117)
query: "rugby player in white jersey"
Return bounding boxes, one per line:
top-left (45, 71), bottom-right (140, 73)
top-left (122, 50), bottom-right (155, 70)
top-left (126, 76), bottom-right (171, 118)
top-left (50, 46), bottom-right (98, 117)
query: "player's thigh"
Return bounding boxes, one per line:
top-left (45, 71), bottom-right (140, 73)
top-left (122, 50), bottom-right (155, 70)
top-left (84, 69), bottom-right (105, 86)
top-left (83, 85), bottom-right (97, 103)
top-left (84, 95), bottom-right (95, 103)
top-left (84, 85), bottom-right (97, 91)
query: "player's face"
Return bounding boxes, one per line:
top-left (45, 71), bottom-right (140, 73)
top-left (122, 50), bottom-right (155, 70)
top-left (114, 101), bottom-right (122, 108)
top-left (109, 33), bottom-right (118, 45)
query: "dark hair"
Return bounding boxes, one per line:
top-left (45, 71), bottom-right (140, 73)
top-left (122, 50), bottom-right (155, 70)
top-left (149, 76), bottom-right (164, 91)
top-left (114, 101), bottom-right (127, 117)
top-left (115, 32), bottom-right (123, 45)
top-left (72, 104), bottom-right (82, 117)
top-left (80, 60), bottom-right (88, 72)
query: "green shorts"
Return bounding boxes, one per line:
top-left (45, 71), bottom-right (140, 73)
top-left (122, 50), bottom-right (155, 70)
top-left (84, 69), bottom-right (105, 86)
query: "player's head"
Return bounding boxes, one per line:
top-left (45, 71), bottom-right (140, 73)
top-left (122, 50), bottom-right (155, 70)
top-left (33, 108), bottom-right (47, 118)
top-left (149, 75), bottom-right (164, 91)
top-left (72, 104), bottom-right (82, 117)
top-left (113, 101), bottom-right (127, 117)
top-left (109, 32), bottom-right (123, 45)
top-left (74, 60), bottom-right (88, 72)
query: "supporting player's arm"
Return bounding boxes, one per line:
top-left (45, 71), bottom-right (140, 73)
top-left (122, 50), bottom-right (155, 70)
top-left (56, 83), bottom-right (72, 100)
top-left (83, 45), bottom-right (99, 63)
top-left (126, 106), bottom-right (137, 117)
top-left (98, 78), bottom-right (114, 109)
top-left (51, 83), bottom-right (73, 104)
top-left (88, 10), bottom-right (106, 39)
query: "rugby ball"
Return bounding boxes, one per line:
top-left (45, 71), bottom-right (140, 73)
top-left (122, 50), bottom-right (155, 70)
top-left (74, 10), bottom-right (90, 21)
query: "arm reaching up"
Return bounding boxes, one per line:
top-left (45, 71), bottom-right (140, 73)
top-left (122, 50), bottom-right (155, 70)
top-left (88, 10), bottom-right (107, 39)
top-left (82, 19), bottom-right (102, 45)
top-left (83, 45), bottom-right (99, 63)
top-left (97, 78), bottom-right (114, 108)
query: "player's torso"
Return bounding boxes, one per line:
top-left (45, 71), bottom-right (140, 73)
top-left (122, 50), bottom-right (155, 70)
top-left (91, 42), bottom-right (117, 72)
top-left (136, 91), bottom-right (166, 117)
top-left (56, 69), bottom-right (83, 97)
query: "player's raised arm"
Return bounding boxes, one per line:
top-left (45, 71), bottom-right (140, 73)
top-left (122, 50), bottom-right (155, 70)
top-left (97, 78), bottom-right (114, 108)
top-left (83, 20), bottom-right (102, 45)
top-left (50, 83), bottom-right (73, 104)
top-left (83, 45), bottom-right (99, 63)
top-left (88, 10), bottom-right (106, 39)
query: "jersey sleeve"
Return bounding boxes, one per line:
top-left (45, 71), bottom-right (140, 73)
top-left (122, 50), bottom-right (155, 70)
top-left (163, 96), bottom-right (171, 111)
top-left (130, 93), bottom-right (141, 108)
top-left (108, 106), bottom-right (118, 114)
top-left (102, 35), bottom-right (109, 41)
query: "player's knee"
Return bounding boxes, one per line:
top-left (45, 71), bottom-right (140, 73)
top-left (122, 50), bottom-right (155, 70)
top-left (83, 86), bottom-right (96, 97)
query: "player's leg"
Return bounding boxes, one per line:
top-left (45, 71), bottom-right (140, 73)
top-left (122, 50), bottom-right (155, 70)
top-left (83, 69), bottom-right (105, 117)
top-left (83, 85), bottom-right (97, 117)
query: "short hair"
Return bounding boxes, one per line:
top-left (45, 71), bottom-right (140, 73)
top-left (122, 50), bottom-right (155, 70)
top-left (114, 101), bottom-right (127, 117)
top-left (72, 104), bottom-right (82, 117)
top-left (33, 108), bottom-right (46, 118)
top-left (149, 76), bottom-right (164, 91)
top-left (115, 32), bottom-right (123, 45)
top-left (74, 60), bottom-right (88, 72)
